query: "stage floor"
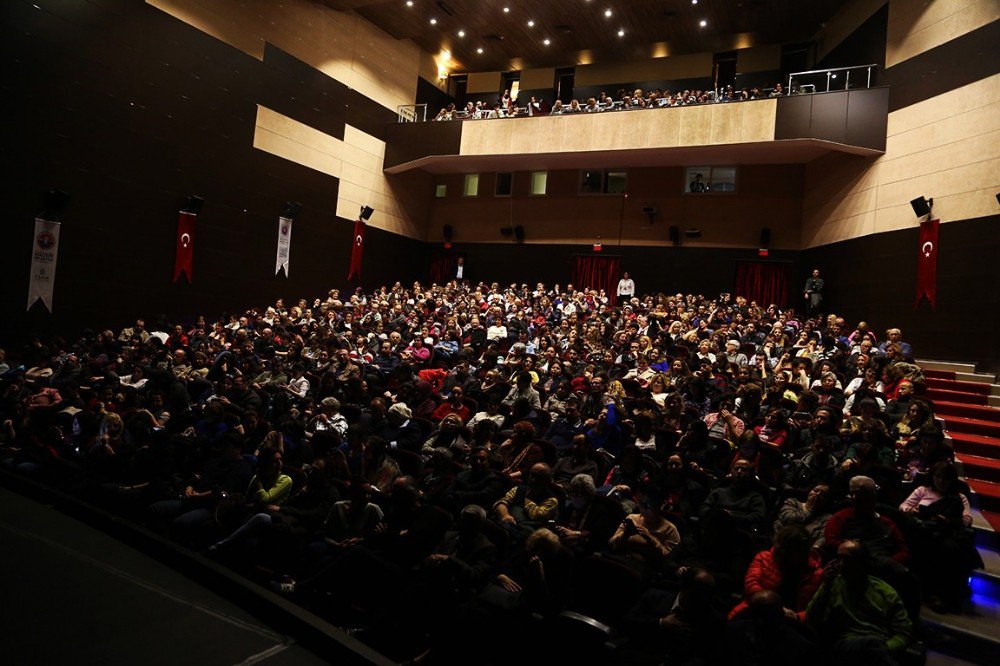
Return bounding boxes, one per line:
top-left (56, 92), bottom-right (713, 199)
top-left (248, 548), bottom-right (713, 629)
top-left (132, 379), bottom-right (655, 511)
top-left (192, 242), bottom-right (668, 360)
top-left (0, 486), bottom-right (330, 666)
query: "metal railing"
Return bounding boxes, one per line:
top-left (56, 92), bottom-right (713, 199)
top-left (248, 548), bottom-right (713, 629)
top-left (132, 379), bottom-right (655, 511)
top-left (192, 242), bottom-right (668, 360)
top-left (787, 64), bottom-right (878, 94)
top-left (396, 103), bottom-right (428, 123)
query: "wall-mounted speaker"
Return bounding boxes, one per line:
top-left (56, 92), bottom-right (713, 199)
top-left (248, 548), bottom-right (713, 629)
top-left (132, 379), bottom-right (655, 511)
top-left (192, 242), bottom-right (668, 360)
top-left (668, 225), bottom-right (679, 243)
top-left (909, 196), bottom-right (931, 218)
top-left (282, 201), bottom-right (302, 219)
top-left (513, 225), bottom-right (525, 242)
top-left (184, 195), bottom-right (204, 215)
top-left (359, 205), bottom-right (375, 220)
top-left (760, 227), bottom-right (772, 248)
top-left (443, 224), bottom-right (453, 241)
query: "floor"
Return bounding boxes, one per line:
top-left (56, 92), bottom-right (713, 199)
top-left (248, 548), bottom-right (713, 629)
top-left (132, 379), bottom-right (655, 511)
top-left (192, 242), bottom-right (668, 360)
top-left (0, 486), bottom-right (330, 666)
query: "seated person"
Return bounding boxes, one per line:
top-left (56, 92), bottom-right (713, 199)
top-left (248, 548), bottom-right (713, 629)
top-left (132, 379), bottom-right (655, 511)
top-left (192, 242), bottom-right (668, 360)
top-left (773, 483), bottom-right (834, 545)
top-left (609, 482), bottom-right (681, 579)
top-left (729, 526), bottom-right (823, 622)
top-left (493, 462), bottom-right (559, 537)
top-left (806, 540), bottom-right (912, 664)
top-left (554, 473), bottom-right (613, 554)
top-left (699, 459), bottom-right (767, 531)
top-left (551, 434), bottom-right (599, 488)
top-left (446, 446), bottom-right (505, 510)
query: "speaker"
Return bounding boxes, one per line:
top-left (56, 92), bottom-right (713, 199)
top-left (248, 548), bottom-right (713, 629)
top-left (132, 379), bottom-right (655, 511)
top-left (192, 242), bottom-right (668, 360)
top-left (668, 225), bottom-right (679, 243)
top-left (282, 201), bottom-right (302, 219)
top-left (684, 229), bottom-right (702, 238)
top-left (443, 224), bottom-right (453, 241)
top-left (909, 197), bottom-right (931, 218)
top-left (759, 227), bottom-right (771, 248)
top-left (359, 205), bottom-right (375, 220)
top-left (513, 225), bottom-right (525, 242)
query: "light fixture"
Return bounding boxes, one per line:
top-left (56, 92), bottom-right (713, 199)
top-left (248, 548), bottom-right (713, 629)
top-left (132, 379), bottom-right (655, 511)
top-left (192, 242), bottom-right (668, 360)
top-left (503, 6), bottom-right (509, 13)
top-left (605, 9), bottom-right (612, 17)
top-left (458, 30), bottom-right (465, 37)
top-left (831, 73), bottom-right (838, 79)
top-left (527, 20), bottom-right (535, 27)
top-left (692, 0), bottom-right (698, 4)
top-left (406, 0), bottom-right (413, 6)
top-left (699, 19), bottom-right (707, 27)
top-left (543, 38), bottom-right (550, 45)
top-left (476, 47), bottom-right (483, 54)
top-left (617, 28), bottom-right (625, 37)
top-left (430, 18), bottom-right (437, 25)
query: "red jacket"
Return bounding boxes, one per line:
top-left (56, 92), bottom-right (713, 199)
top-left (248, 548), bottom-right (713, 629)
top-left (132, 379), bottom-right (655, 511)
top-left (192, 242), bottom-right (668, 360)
top-left (728, 547), bottom-right (824, 621)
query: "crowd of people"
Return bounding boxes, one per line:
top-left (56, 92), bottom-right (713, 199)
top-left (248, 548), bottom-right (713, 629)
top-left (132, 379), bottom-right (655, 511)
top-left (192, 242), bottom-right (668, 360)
top-left (0, 277), bottom-right (983, 665)
top-left (433, 83), bottom-right (785, 121)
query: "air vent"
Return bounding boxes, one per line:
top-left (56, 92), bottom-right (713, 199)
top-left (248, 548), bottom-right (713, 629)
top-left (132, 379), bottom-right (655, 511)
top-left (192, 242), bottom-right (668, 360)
top-left (554, 24), bottom-right (572, 34)
top-left (485, 33), bottom-right (505, 41)
top-left (437, 1), bottom-right (455, 16)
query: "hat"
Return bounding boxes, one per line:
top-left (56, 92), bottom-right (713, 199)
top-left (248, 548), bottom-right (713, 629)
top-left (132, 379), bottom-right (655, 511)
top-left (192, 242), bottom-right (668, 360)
top-left (388, 403), bottom-right (412, 419)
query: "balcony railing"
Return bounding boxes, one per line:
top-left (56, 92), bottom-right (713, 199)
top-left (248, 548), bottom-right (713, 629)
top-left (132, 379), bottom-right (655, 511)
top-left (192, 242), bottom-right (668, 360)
top-left (787, 64), bottom-right (878, 95)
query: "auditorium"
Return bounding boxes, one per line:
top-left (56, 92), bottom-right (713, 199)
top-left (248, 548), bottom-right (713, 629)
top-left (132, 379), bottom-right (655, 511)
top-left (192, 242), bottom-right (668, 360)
top-left (1, 1), bottom-right (999, 664)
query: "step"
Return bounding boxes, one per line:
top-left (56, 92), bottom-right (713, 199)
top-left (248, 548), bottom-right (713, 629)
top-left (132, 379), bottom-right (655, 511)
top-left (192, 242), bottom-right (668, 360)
top-left (926, 388), bottom-right (1000, 408)
top-left (971, 546), bottom-right (1000, 601)
top-left (943, 415), bottom-right (1000, 439)
top-left (929, 370), bottom-right (1000, 385)
top-left (922, 595), bottom-right (1000, 665)
top-left (968, 479), bottom-right (1000, 513)
top-left (934, 401), bottom-right (1000, 423)
top-left (917, 359), bottom-right (979, 374)
top-left (958, 455), bottom-right (1000, 484)
top-left (949, 432), bottom-right (1000, 459)
top-left (927, 378), bottom-right (998, 396)
top-left (977, 510), bottom-right (1000, 547)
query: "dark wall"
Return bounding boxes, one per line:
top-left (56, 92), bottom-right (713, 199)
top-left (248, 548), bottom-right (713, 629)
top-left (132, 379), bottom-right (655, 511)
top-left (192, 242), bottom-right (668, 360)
top-left (439, 243), bottom-right (799, 303)
top-left (0, 0), bottom-right (423, 348)
top-left (415, 77), bottom-right (455, 118)
top-left (817, 3), bottom-right (889, 73)
top-left (574, 77), bottom-right (712, 102)
top-left (800, 216), bottom-right (1000, 373)
top-left (384, 121), bottom-right (463, 169)
top-left (774, 88), bottom-right (889, 151)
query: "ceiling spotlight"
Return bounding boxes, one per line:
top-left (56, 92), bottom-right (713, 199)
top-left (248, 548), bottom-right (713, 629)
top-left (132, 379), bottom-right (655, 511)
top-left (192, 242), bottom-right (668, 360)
top-left (605, 9), bottom-right (612, 17)
top-left (543, 38), bottom-right (551, 45)
top-left (527, 20), bottom-right (535, 27)
top-left (503, 6), bottom-right (509, 13)
top-left (618, 29), bottom-right (625, 37)
top-left (406, 0), bottom-right (413, 6)
top-left (699, 19), bottom-right (707, 27)
top-left (476, 47), bottom-right (483, 54)
top-left (458, 30), bottom-right (465, 37)
top-left (691, 0), bottom-right (698, 4)
top-left (430, 18), bottom-right (437, 25)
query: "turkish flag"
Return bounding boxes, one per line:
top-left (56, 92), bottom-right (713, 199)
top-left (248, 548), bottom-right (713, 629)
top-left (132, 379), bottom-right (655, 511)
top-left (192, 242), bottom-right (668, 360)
top-left (174, 211), bottom-right (196, 283)
top-left (347, 218), bottom-right (366, 281)
top-left (915, 218), bottom-right (939, 309)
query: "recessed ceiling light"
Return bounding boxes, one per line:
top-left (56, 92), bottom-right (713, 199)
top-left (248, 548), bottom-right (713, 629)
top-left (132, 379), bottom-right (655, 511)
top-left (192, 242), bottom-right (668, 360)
top-left (605, 9), bottom-right (612, 17)
top-left (543, 38), bottom-right (551, 45)
top-left (430, 18), bottom-right (437, 25)
top-left (458, 30), bottom-right (465, 37)
top-left (699, 19), bottom-right (707, 27)
top-left (691, 0), bottom-right (698, 5)
top-left (476, 47), bottom-right (484, 53)
top-left (618, 28), bottom-right (625, 37)
top-left (527, 20), bottom-right (535, 27)
top-left (406, 0), bottom-right (413, 6)
top-left (503, 6), bottom-right (510, 13)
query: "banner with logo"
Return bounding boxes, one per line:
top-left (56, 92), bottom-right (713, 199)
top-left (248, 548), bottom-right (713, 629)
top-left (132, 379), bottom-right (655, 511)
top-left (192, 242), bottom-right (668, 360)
top-left (347, 218), bottom-right (366, 281)
top-left (275, 216), bottom-right (293, 276)
top-left (916, 218), bottom-right (939, 309)
top-left (173, 210), bottom-right (196, 283)
top-left (27, 218), bottom-right (61, 311)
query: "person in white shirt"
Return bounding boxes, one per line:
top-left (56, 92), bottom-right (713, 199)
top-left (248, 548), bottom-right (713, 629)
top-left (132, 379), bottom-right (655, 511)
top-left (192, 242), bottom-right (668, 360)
top-left (283, 364), bottom-right (311, 399)
top-left (486, 321), bottom-right (508, 341)
top-left (455, 256), bottom-right (466, 281)
top-left (616, 272), bottom-right (635, 298)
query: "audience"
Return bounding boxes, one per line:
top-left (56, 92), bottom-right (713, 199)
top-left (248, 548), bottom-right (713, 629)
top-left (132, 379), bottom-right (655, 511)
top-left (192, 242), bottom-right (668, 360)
top-left (0, 276), bottom-right (979, 663)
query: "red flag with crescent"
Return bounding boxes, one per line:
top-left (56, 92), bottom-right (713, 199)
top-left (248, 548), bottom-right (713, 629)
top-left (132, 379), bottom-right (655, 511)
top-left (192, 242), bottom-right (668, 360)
top-left (915, 218), bottom-right (938, 309)
top-left (348, 217), bottom-right (366, 281)
top-left (174, 211), bottom-right (196, 283)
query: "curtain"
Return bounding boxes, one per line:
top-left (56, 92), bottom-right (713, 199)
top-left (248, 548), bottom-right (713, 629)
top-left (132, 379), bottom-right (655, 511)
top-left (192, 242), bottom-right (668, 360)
top-left (734, 261), bottom-right (794, 308)
top-left (572, 255), bottom-right (622, 306)
top-left (428, 252), bottom-right (460, 284)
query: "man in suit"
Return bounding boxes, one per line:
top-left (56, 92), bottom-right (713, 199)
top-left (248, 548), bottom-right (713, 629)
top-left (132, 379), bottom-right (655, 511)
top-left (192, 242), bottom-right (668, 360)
top-left (455, 256), bottom-right (467, 283)
top-left (804, 269), bottom-right (824, 316)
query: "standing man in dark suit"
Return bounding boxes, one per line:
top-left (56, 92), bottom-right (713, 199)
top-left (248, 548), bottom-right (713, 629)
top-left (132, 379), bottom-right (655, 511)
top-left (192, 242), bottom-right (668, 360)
top-left (804, 269), bottom-right (824, 317)
top-left (455, 256), bottom-right (467, 284)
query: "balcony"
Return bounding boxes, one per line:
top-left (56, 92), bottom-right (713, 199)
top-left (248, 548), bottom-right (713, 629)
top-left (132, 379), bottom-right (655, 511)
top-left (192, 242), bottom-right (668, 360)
top-left (384, 87), bottom-right (889, 174)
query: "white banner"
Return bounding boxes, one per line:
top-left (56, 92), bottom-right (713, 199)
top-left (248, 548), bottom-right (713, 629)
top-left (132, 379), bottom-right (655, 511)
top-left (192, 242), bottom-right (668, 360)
top-left (27, 217), bottom-right (61, 311)
top-left (275, 216), bottom-right (293, 276)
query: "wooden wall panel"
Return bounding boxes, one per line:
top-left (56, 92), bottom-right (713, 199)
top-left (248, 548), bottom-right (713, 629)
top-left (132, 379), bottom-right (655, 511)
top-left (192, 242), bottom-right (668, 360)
top-left (886, 0), bottom-right (1000, 67)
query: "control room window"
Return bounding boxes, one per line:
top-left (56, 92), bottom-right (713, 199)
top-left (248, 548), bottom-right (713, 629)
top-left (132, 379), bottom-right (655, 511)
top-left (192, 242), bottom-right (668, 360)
top-left (684, 166), bottom-right (738, 194)
top-left (580, 169), bottom-right (628, 194)
top-left (435, 184), bottom-right (447, 198)
top-left (530, 171), bottom-right (548, 195)
top-left (464, 174), bottom-right (480, 197)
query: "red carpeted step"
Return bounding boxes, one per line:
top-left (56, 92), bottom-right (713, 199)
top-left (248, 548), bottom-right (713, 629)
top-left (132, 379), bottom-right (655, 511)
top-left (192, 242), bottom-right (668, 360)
top-left (926, 388), bottom-right (988, 405)
top-left (934, 401), bottom-right (1000, 422)
top-left (968, 479), bottom-right (1000, 513)
top-left (926, 377), bottom-right (992, 395)
top-left (958, 454), bottom-right (1000, 484)
top-left (942, 415), bottom-right (1000, 438)
top-left (949, 432), bottom-right (1000, 458)
top-left (980, 509), bottom-right (1000, 533)
top-left (925, 369), bottom-right (957, 380)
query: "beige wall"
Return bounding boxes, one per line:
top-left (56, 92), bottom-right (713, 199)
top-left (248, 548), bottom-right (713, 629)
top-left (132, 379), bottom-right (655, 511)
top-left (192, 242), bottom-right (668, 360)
top-left (520, 67), bottom-right (555, 91)
top-left (886, 0), bottom-right (1000, 67)
top-left (575, 52), bottom-right (713, 87)
top-left (428, 165), bottom-right (802, 248)
top-left (147, 0), bottom-right (421, 111)
top-left (737, 45), bottom-right (782, 73)
top-left (459, 99), bottom-right (777, 155)
top-left (467, 71), bottom-right (503, 94)
top-left (801, 74), bottom-right (1000, 247)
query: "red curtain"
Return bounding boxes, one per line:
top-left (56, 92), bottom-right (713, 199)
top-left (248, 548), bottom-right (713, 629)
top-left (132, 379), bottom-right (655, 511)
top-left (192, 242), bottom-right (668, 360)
top-left (734, 261), bottom-right (793, 308)
top-left (572, 255), bottom-right (622, 306)
top-left (428, 252), bottom-right (460, 284)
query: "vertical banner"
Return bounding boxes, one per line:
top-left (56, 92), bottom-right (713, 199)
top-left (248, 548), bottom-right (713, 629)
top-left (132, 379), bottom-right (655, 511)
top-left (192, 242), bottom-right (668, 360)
top-left (916, 218), bottom-right (939, 309)
top-left (275, 216), bottom-right (293, 276)
top-left (173, 210), bottom-right (196, 283)
top-left (27, 218), bottom-right (61, 311)
top-left (347, 218), bottom-right (366, 281)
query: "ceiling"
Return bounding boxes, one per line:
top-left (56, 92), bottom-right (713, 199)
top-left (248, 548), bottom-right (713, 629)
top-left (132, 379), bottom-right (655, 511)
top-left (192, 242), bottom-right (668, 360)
top-left (317, 0), bottom-right (851, 72)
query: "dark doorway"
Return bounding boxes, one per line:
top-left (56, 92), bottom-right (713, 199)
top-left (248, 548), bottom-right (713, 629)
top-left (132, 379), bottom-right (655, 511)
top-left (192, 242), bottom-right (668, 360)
top-left (556, 67), bottom-right (575, 103)
top-left (713, 50), bottom-right (737, 91)
top-left (450, 74), bottom-right (468, 107)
